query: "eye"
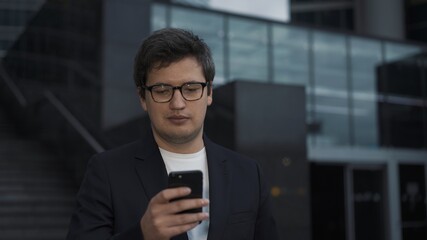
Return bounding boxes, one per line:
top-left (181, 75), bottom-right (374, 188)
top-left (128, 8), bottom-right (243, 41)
top-left (152, 85), bottom-right (171, 95)
top-left (184, 83), bottom-right (202, 92)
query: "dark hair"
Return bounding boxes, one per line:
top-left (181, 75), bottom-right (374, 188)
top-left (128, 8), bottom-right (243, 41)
top-left (134, 28), bottom-right (215, 97)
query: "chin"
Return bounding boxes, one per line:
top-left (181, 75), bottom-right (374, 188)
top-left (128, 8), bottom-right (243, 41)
top-left (163, 129), bottom-right (201, 144)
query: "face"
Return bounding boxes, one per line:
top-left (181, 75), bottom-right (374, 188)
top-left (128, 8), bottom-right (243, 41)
top-left (140, 57), bottom-right (213, 149)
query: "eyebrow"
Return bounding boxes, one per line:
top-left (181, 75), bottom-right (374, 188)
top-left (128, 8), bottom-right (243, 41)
top-left (147, 80), bottom-right (205, 86)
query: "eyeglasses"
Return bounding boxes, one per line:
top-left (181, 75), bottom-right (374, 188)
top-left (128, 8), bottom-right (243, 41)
top-left (142, 82), bottom-right (210, 103)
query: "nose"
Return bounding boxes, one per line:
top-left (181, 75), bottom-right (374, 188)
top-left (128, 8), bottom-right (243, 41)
top-left (169, 88), bottom-right (186, 109)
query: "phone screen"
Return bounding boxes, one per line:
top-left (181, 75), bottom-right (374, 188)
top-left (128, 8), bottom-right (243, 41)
top-left (168, 170), bottom-right (203, 213)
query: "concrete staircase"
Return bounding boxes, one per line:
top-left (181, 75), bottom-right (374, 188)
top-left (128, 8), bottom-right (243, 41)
top-left (0, 108), bottom-right (77, 240)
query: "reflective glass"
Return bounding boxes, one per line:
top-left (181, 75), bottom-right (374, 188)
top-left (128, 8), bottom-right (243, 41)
top-left (381, 42), bottom-right (426, 149)
top-left (350, 37), bottom-right (382, 147)
top-left (312, 31), bottom-right (349, 146)
top-left (171, 7), bottom-right (225, 84)
top-left (272, 24), bottom-right (313, 145)
top-left (151, 4), bottom-right (167, 31)
top-left (171, 0), bottom-right (209, 7)
top-left (229, 17), bottom-right (268, 82)
top-left (385, 42), bottom-right (424, 62)
top-left (272, 25), bottom-right (309, 86)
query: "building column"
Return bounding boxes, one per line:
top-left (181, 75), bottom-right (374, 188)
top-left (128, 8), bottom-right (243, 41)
top-left (387, 160), bottom-right (402, 240)
top-left (355, 0), bottom-right (404, 40)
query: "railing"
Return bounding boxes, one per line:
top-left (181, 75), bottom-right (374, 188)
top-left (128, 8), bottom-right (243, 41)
top-left (43, 90), bottom-right (104, 153)
top-left (0, 60), bottom-right (105, 182)
top-left (0, 62), bottom-right (27, 108)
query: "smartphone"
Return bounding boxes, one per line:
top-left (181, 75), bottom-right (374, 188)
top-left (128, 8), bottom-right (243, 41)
top-left (168, 170), bottom-right (203, 214)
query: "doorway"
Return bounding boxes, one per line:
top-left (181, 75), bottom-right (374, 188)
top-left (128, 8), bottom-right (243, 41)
top-left (311, 163), bottom-right (388, 240)
top-left (399, 164), bottom-right (427, 240)
top-left (349, 167), bottom-right (387, 240)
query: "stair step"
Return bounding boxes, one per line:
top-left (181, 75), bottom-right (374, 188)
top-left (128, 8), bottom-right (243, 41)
top-left (0, 178), bottom-right (73, 186)
top-left (0, 146), bottom-right (55, 156)
top-left (0, 169), bottom-right (70, 176)
top-left (1, 200), bottom-right (75, 210)
top-left (0, 138), bottom-right (42, 145)
top-left (0, 156), bottom-right (61, 165)
top-left (0, 128), bottom-right (16, 138)
top-left (1, 228), bottom-right (68, 240)
top-left (0, 106), bottom-right (77, 239)
top-left (0, 204), bottom-right (74, 215)
top-left (0, 215), bottom-right (71, 228)
top-left (0, 160), bottom-right (68, 167)
top-left (0, 181), bottom-right (73, 188)
top-left (0, 152), bottom-right (56, 160)
top-left (0, 184), bottom-right (76, 192)
top-left (0, 187), bottom-right (75, 195)
top-left (0, 193), bottom-right (75, 201)
top-left (0, 192), bottom-right (75, 202)
top-left (0, 177), bottom-right (74, 185)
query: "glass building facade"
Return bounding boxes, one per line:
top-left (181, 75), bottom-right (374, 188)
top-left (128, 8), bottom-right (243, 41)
top-left (150, 5), bottom-right (427, 239)
top-left (151, 2), bottom-right (426, 150)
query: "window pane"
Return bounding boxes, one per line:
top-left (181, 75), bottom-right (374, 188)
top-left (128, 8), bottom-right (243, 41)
top-left (350, 37), bottom-right (382, 147)
top-left (272, 24), bottom-right (309, 86)
top-left (228, 17), bottom-right (268, 82)
top-left (313, 31), bottom-right (349, 146)
top-left (151, 4), bottom-right (167, 31)
top-left (171, 7), bottom-right (225, 84)
top-left (385, 43), bottom-right (424, 62)
top-left (272, 24), bottom-right (313, 146)
top-left (379, 103), bottom-right (425, 148)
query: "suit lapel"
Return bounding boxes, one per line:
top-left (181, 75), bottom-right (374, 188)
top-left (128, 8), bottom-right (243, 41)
top-left (134, 129), bottom-right (168, 199)
top-left (205, 136), bottom-right (231, 240)
top-left (134, 131), bottom-right (229, 240)
top-left (133, 129), bottom-right (188, 240)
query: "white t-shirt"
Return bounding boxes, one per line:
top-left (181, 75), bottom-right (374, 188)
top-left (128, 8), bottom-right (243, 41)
top-left (159, 147), bottom-right (210, 240)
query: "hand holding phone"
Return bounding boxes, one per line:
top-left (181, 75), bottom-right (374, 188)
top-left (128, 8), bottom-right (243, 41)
top-left (140, 184), bottom-right (209, 240)
top-left (168, 170), bottom-right (203, 214)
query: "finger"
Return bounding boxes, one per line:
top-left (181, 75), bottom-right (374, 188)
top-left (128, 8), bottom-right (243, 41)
top-left (152, 187), bottom-right (191, 204)
top-left (143, 211), bottom-right (208, 238)
top-left (167, 198), bottom-right (209, 215)
top-left (145, 189), bottom-right (201, 218)
top-left (166, 211), bottom-right (209, 227)
top-left (163, 221), bottom-right (200, 237)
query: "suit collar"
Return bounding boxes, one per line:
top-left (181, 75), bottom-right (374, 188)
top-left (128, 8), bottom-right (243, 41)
top-left (134, 128), bottom-right (168, 200)
top-left (204, 136), bottom-right (231, 240)
top-left (133, 130), bottom-right (230, 240)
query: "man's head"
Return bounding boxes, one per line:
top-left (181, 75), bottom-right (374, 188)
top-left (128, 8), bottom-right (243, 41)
top-left (134, 28), bottom-right (215, 98)
top-left (134, 28), bottom-right (214, 152)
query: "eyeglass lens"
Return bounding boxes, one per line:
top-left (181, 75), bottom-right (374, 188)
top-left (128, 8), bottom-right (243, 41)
top-left (150, 83), bottom-right (205, 102)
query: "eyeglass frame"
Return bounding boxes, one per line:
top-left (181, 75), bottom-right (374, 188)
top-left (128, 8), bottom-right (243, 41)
top-left (142, 81), bottom-right (211, 103)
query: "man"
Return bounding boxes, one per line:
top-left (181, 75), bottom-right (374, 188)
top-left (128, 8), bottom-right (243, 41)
top-left (67, 28), bottom-right (278, 240)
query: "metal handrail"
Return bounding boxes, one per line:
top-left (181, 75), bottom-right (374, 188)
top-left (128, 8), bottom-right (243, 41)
top-left (43, 90), bottom-right (105, 153)
top-left (0, 61), bottom-right (27, 107)
top-left (0, 60), bottom-right (105, 154)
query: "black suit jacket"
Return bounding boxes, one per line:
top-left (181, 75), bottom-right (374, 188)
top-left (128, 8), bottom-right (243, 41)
top-left (67, 130), bottom-right (279, 240)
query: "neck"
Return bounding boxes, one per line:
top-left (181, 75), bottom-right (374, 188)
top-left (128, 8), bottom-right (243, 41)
top-left (152, 130), bottom-right (205, 154)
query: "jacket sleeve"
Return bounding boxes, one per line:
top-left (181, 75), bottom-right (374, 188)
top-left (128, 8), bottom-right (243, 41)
top-left (66, 155), bottom-right (144, 240)
top-left (254, 162), bottom-right (280, 240)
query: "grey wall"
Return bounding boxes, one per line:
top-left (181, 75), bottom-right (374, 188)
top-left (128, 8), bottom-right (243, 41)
top-left (101, 0), bottom-right (151, 129)
top-left (355, 0), bottom-right (404, 40)
top-left (206, 81), bottom-right (310, 240)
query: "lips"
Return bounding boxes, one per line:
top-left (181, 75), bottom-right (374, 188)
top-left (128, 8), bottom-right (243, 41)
top-left (167, 115), bottom-right (189, 124)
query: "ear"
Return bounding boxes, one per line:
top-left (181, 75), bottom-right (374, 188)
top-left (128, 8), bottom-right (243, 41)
top-left (140, 97), bottom-right (148, 111)
top-left (137, 88), bottom-right (148, 111)
top-left (207, 82), bottom-right (213, 106)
